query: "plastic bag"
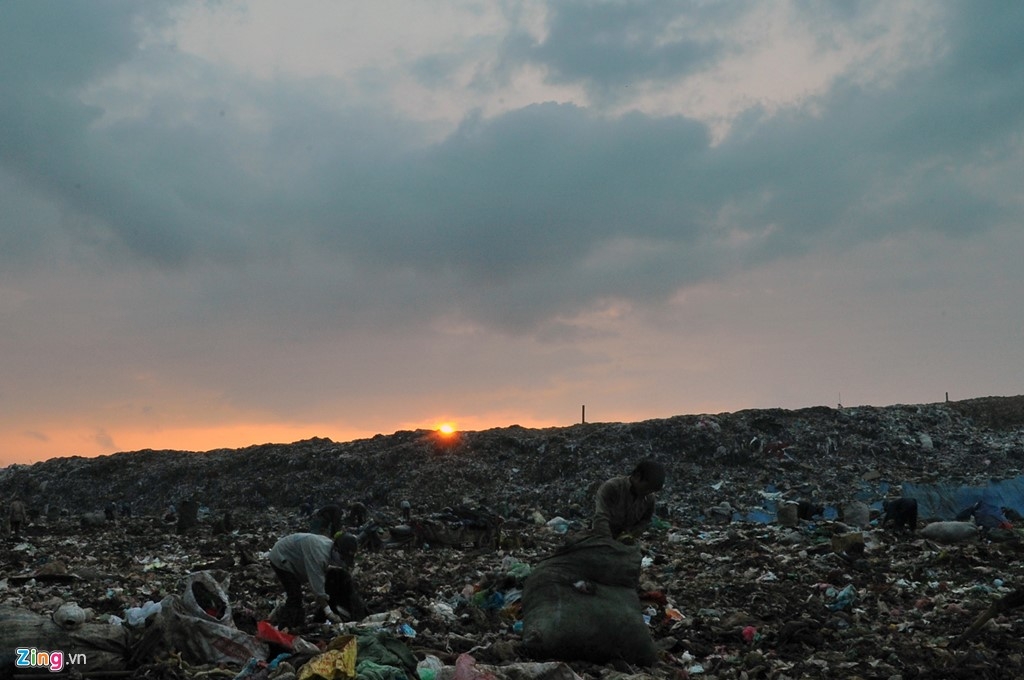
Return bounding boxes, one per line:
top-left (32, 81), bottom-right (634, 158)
top-left (158, 571), bottom-right (269, 665)
top-left (298, 635), bottom-right (357, 680)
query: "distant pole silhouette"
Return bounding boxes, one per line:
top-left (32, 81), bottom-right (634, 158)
top-left (582, 405), bottom-right (586, 424)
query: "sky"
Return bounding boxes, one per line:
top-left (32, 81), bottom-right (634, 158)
top-left (2, 1), bottom-right (1023, 468)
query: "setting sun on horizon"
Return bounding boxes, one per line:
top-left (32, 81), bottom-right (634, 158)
top-left (0, 413), bottom-right (574, 468)
top-left (3, 5), bottom-right (1024, 481)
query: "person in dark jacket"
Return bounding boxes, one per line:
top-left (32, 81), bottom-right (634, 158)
top-left (310, 503), bottom-right (345, 538)
top-left (881, 497), bottom-right (919, 534)
top-left (9, 494), bottom-right (28, 540)
top-left (797, 500), bottom-right (825, 521)
top-left (347, 501), bottom-right (368, 526)
top-left (592, 459), bottom-right (666, 542)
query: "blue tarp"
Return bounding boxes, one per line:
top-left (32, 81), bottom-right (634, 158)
top-left (903, 476), bottom-right (1024, 521)
top-left (729, 478), bottom-right (1024, 525)
top-left (737, 480), bottom-right (889, 523)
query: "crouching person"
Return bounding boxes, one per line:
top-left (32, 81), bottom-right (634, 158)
top-left (269, 532), bottom-right (366, 628)
top-left (881, 498), bottom-right (918, 534)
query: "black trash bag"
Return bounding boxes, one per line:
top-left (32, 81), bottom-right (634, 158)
top-left (325, 566), bottom-right (367, 622)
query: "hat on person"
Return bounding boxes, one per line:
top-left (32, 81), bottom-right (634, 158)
top-left (333, 532), bottom-right (359, 567)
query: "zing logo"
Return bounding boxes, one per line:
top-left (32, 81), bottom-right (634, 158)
top-left (15, 647), bottom-right (86, 673)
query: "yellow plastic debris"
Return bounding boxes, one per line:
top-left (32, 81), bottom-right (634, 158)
top-left (297, 635), bottom-right (357, 680)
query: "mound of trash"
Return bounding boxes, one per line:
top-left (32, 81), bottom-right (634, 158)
top-left (2, 396), bottom-right (1024, 678)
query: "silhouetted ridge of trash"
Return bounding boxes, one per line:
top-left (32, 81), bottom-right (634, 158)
top-left (3, 395), bottom-right (1024, 678)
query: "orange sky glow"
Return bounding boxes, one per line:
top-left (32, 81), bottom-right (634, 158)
top-left (0, 414), bottom-right (571, 467)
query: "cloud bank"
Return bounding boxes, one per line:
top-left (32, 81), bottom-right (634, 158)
top-left (1, 1), bottom-right (1022, 465)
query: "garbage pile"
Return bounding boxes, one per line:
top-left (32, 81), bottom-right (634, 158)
top-left (2, 395), bottom-right (1024, 678)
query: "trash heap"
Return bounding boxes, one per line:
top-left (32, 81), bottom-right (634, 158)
top-left (2, 395), bottom-right (1024, 678)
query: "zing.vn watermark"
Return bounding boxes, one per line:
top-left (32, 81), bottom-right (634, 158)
top-left (15, 647), bottom-right (87, 673)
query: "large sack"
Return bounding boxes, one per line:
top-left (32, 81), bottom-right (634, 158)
top-left (919, 521), bottom-right (979, 544)
top-left (841, 501), bottom-right (871, 528)
top-left (158, 571), bottom-right (268, 665)
top-left (412, 507), bottom-right (501, 549)
top-left (80, 511), bottom-right (107, 528)
top-left (0, 605), bottom-right (132, 673)
top-left (438, 659), bottom-right (582, 680)
top-left (776, 503), bottom-right (798, 527)
top-left (521, 535), bottom-right (657, 666)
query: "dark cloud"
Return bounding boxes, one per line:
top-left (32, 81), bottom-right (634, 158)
top-left (368, 105), bottom-right (712, 270)
top-left (1, 1), bottom-right (1022, 339)
top-left (94, 429), bottom-right (116, 450)
top-left (0, 2), bottom-right (194, 266)
top-left (504, 1), bottom-right (732, 103)
top-left (0, 2), bottom-right (152, 87)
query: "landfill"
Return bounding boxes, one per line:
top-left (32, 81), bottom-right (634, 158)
top-left (2, 395), bottom-right (1024, 679)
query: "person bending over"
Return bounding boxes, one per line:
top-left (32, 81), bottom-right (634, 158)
top-left (269, 532), bottom-right (364, 627)
top-left (592, 459), bottom-right (666, 543)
